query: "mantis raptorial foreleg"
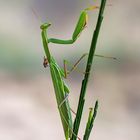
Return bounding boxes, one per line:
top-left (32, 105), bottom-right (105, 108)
top-left (43, 56), bottom-right (49, 68)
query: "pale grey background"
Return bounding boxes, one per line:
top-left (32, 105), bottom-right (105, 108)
top-left (0, 0), bottom-right (140, 140)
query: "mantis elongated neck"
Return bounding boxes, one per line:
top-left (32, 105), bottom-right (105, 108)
top-left (41, 29), bottom-right (51, 63)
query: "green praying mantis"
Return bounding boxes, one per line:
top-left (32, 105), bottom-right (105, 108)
top-left (40, 4), bottom-right (115, 140)
top-left (40, 5), bottom-right (99, 140)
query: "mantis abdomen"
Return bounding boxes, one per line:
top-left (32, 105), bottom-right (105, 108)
top-left (50, 58), bottom-right (73, 139)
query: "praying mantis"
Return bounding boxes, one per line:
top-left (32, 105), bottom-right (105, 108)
top-left (40, 6), bottom-right (98, 140)
top-left (40, 4), bottom-right (115, 140)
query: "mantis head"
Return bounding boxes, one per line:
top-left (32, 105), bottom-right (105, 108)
top-left (40, 23), bottom-right (51, 30)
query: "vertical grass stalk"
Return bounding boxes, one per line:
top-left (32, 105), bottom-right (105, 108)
top-left (83, 101), bottom-right (98, 140)
top-left (71, 0), bottom-right (107, 139)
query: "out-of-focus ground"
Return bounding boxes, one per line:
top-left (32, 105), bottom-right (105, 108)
top-left (0, 0), bottom-right (140, 140)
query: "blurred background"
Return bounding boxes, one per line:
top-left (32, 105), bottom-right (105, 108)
top-left (0, 0), bottom-right (140, 140)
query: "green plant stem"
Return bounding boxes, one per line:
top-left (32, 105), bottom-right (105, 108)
top-left (83, 101), bottom-right (98, 140)
top-left (70, 0), bottom-right (107, 140)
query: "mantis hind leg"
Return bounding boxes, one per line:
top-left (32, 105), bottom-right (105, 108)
top-left (94, 54), bottom-right (117, 60)
top-left (63, 53), bottom-right (117, 78)
top-left (58, 93), bottom-right (69, 109)
top-left (58, 93), bottom-right (76, 116)
top-left (63, 53), bottom-right (88, 78)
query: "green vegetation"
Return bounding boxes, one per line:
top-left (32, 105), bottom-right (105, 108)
top-left (40, 0), bottom-right (107, 139)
